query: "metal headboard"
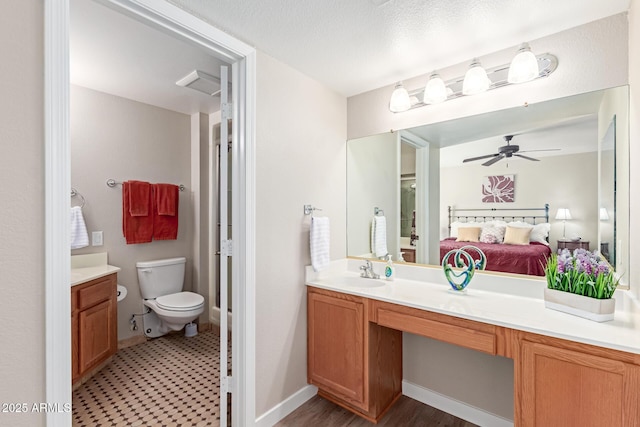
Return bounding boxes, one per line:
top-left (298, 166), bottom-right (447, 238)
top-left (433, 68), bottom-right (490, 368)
top-left (448, 204), bottom-right (549, 236)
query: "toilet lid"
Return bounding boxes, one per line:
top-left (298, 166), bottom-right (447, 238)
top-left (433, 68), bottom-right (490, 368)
top-left (156, 292), bottom-right (204, 311)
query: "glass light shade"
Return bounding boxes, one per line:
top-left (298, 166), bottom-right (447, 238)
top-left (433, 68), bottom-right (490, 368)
top-left (423, 73), bottom-right (448, 104)
top-left (600, 207), bottom-right (610, 221)
top-left (389, 82), bottom-right (411, 112)
top-left (555, 208), bottom-right (572, 220)
top-left (462, 59), bottom-right (490, 95)
top-left (507, 43), bottom-right (539, 84)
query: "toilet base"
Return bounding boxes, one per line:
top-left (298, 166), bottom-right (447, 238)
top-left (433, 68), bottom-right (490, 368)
top-left (142, 309), bottom-right (167, 338)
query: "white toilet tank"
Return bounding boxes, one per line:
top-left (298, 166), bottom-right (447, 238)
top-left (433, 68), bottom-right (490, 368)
top-left (136, 257), bottom-right (186, 299)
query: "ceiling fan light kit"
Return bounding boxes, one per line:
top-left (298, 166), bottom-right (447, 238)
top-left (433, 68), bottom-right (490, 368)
top-left (389, 43), bottom-right (558, 113)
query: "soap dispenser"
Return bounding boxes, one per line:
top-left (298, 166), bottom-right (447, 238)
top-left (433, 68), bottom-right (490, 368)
top-left (384, 254), bottom-right (395, 281)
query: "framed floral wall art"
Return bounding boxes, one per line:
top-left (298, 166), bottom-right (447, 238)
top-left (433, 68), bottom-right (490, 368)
top-left (482, 174), bottom-right (514, 203)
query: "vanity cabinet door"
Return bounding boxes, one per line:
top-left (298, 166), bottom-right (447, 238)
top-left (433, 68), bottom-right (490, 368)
top-left (520, 341), bottom-right (640, 427)
top-left (308, 289), bottom-right (367, 409)
top-left (72, 273), bottom-right (117, 385)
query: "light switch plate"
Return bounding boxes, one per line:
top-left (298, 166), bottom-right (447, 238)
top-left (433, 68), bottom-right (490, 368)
top-left (92, 231), bottom-right (103, 246)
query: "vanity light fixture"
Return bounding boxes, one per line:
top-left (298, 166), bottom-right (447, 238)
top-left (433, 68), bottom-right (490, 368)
top-left (388, 46), bottom-right (557, 113)
top-left (555, 208), bottom-right (572, 240)
top-left (423, 72), bottom-right (448, 104)
top-left (389, 81), bottom-right (412, 113)
top-left (462, 58), bottom-right (490, 95)
top-left (507, 43), bottom-right (539, 84)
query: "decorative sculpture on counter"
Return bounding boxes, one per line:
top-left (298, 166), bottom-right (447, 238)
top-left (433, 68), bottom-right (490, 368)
top-left (441, 246), bottom-right (487, 292)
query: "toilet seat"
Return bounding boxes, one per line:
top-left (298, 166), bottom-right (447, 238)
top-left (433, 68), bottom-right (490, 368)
top-left (156, 291), bottom-right (204, 312)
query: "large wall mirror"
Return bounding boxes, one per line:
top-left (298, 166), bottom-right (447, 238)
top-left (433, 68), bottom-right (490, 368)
top-left (347, 85), bottom-right (629, 285)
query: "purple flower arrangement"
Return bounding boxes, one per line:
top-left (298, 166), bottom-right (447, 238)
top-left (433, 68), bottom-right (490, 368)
top-left (545, 248), bottom-right (619, 299)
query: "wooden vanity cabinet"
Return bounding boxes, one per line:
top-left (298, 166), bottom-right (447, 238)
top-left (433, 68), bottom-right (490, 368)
top-left (516, 334), bottom-right (640, 427)
top-left (308, 286), bottom-right (640, 425)
top-left (307, 287), bottom-right (402, 422)
top-left (72, 273), bottom-right (117, 385)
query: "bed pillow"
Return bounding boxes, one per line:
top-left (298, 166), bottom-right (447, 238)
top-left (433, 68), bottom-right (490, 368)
top-left (503, 225), bottom-right (532, 245)
top-left (480, 222), bottom-right (507, 244)
top-left (530, 223), bottom-right (551, 245)
top-left (450, 221), bottom-right (481, 238)
top-left (456, 226), bottom-right (481, 242)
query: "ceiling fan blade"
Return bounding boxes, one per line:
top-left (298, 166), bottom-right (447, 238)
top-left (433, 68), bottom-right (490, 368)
top-left (463, 153), bottom-right (499, 163)
top-left (514, 154), bottom-right (540, 161)
top-left (482, 154), bottom-right (505, 166)
top-left (518, 148), bottom-right (561, 153)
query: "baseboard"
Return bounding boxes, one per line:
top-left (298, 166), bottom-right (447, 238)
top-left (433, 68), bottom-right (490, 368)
top-left (210, 306), bottom-right (233, 330)
top-left (254, 384), bottom-right (318, 427)
top-left (118, 334), bottom-right (147, 350)
top-left (403, 381), bottom-right (513, 427)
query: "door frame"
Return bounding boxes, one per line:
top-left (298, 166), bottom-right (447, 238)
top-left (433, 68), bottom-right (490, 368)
top-left (44, 0), bottom-right (257, 425)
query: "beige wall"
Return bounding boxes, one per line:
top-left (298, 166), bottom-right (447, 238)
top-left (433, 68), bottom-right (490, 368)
top-left (255, 51), bottom-right (347, 417)
top-left (440, 152), bottom-right (599, 250)
top-left (70, 85), bottom-right (194, 342)
top-left (0, 2), bottom-right (46, 426)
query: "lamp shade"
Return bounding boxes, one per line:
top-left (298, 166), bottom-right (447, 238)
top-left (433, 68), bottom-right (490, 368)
top-left (555, 208), bottom-right (572, 220)
top-left (600, 207), bottom-right (610, 221)
top-left (389, 81), bottom-right (411, 112)
top-left (462, 59), bottom-right (490, 95)
top-left (507, 43), bottom-right (539, 84)
top-left (423, 73), bottom-right (448, 104)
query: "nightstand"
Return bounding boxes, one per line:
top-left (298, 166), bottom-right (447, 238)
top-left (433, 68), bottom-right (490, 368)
top-left (557, 240), bottom-right (590, 251)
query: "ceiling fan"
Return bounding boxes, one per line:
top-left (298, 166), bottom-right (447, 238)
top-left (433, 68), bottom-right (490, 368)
top-left (462, 135), bottom-right (560, 166)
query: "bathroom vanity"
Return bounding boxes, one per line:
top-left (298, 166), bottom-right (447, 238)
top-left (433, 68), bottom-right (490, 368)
top-left (71, 254), bottom-right (120, 386)
top-left (307, 259), bottom-right (640, 426)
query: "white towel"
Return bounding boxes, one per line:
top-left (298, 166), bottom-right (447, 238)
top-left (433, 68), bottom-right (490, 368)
top-left (371, 216), bottom-right (388, 258)
top-left (70, 206), bottom-right (89, 249)
top-left (310, 216), bottom-right (330, 272)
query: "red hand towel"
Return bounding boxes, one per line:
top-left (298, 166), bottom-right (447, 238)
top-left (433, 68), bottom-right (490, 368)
top-left (153, 183), bottom-right (179, 240)
top-left (128, 180), bottom-right (151, 216)
top-left (122, 181), bottom-right (153, 244)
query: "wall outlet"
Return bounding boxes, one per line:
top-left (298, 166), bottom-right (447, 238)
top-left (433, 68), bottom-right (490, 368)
top-left (92, 231), bottom-right (103, 246)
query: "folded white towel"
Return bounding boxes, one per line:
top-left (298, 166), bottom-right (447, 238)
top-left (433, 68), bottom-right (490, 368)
top-left (70, 206), bottom-right (89, 250)
top-left (371, 215), bottom-right (388, 258)
top-left (310, 216), bottom-right (330, 272)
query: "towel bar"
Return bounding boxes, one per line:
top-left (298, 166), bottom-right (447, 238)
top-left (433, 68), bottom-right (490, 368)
top-left (106, 179), bottom-right (185, 192)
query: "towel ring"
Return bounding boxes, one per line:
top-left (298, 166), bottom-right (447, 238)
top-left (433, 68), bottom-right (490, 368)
top-left (71, 187), bottom-right (86, 208)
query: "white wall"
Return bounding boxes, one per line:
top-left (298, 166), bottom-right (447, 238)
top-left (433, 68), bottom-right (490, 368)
top-left (0, 2), bottom-right (45, 426)
top-left (440, 152), bottom-right (599, 250)
top-left (254, 51), bottom-right (347, 417)
top-left (70, 85), bottom-right (193, 342)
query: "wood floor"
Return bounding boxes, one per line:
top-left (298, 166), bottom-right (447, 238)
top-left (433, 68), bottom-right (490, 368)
top-left (275, 395), bottom-right (478, 427)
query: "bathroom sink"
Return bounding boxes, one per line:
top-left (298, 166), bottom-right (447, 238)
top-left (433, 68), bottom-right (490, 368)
top-left (335, 276), bottom-right (386, 288)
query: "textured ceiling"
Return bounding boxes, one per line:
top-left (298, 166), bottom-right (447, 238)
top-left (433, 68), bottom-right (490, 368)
top-left (168, 0), bottom-right (630, 97)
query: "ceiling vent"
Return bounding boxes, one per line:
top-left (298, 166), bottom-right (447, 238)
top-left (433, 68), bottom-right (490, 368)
top-left (176, 70), bottom-right (221, 96)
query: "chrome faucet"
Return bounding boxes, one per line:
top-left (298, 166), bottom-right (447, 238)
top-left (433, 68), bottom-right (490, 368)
top-left (359, 260), bottom-right (380, 279)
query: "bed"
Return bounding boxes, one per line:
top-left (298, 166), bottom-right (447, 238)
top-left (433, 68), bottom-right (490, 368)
top-left (440, 205), bottom-right (552, 276)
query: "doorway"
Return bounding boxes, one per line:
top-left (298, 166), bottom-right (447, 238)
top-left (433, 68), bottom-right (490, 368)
top-left (45, 1), bottom-right (256, 425)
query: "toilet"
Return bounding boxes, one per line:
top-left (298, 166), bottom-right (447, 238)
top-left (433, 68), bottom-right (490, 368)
top-left (136, 257), bottom-right (204, 337)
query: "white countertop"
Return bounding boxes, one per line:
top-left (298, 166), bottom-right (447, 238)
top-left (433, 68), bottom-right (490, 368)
top-left (71, 252), bottom-right (120, 287)
top-left (306, 259), bottom-right (640, 355)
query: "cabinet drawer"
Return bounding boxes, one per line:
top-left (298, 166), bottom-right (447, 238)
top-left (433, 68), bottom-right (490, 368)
top-left (78, 277), bottom-right (114, 311)
top-left (375, 305), bottom-right (496, 355)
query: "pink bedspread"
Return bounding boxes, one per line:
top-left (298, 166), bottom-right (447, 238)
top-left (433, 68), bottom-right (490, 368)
top-left (440, 238), bottom-right (551, 276)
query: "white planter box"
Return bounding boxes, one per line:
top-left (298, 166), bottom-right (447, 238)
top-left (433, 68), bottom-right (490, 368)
top-left (544, 288), bottom-right (615, 322)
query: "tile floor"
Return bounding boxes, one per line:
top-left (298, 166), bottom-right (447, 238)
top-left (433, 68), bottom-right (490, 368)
top-left (73, 329), bottom-right (228, 426)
